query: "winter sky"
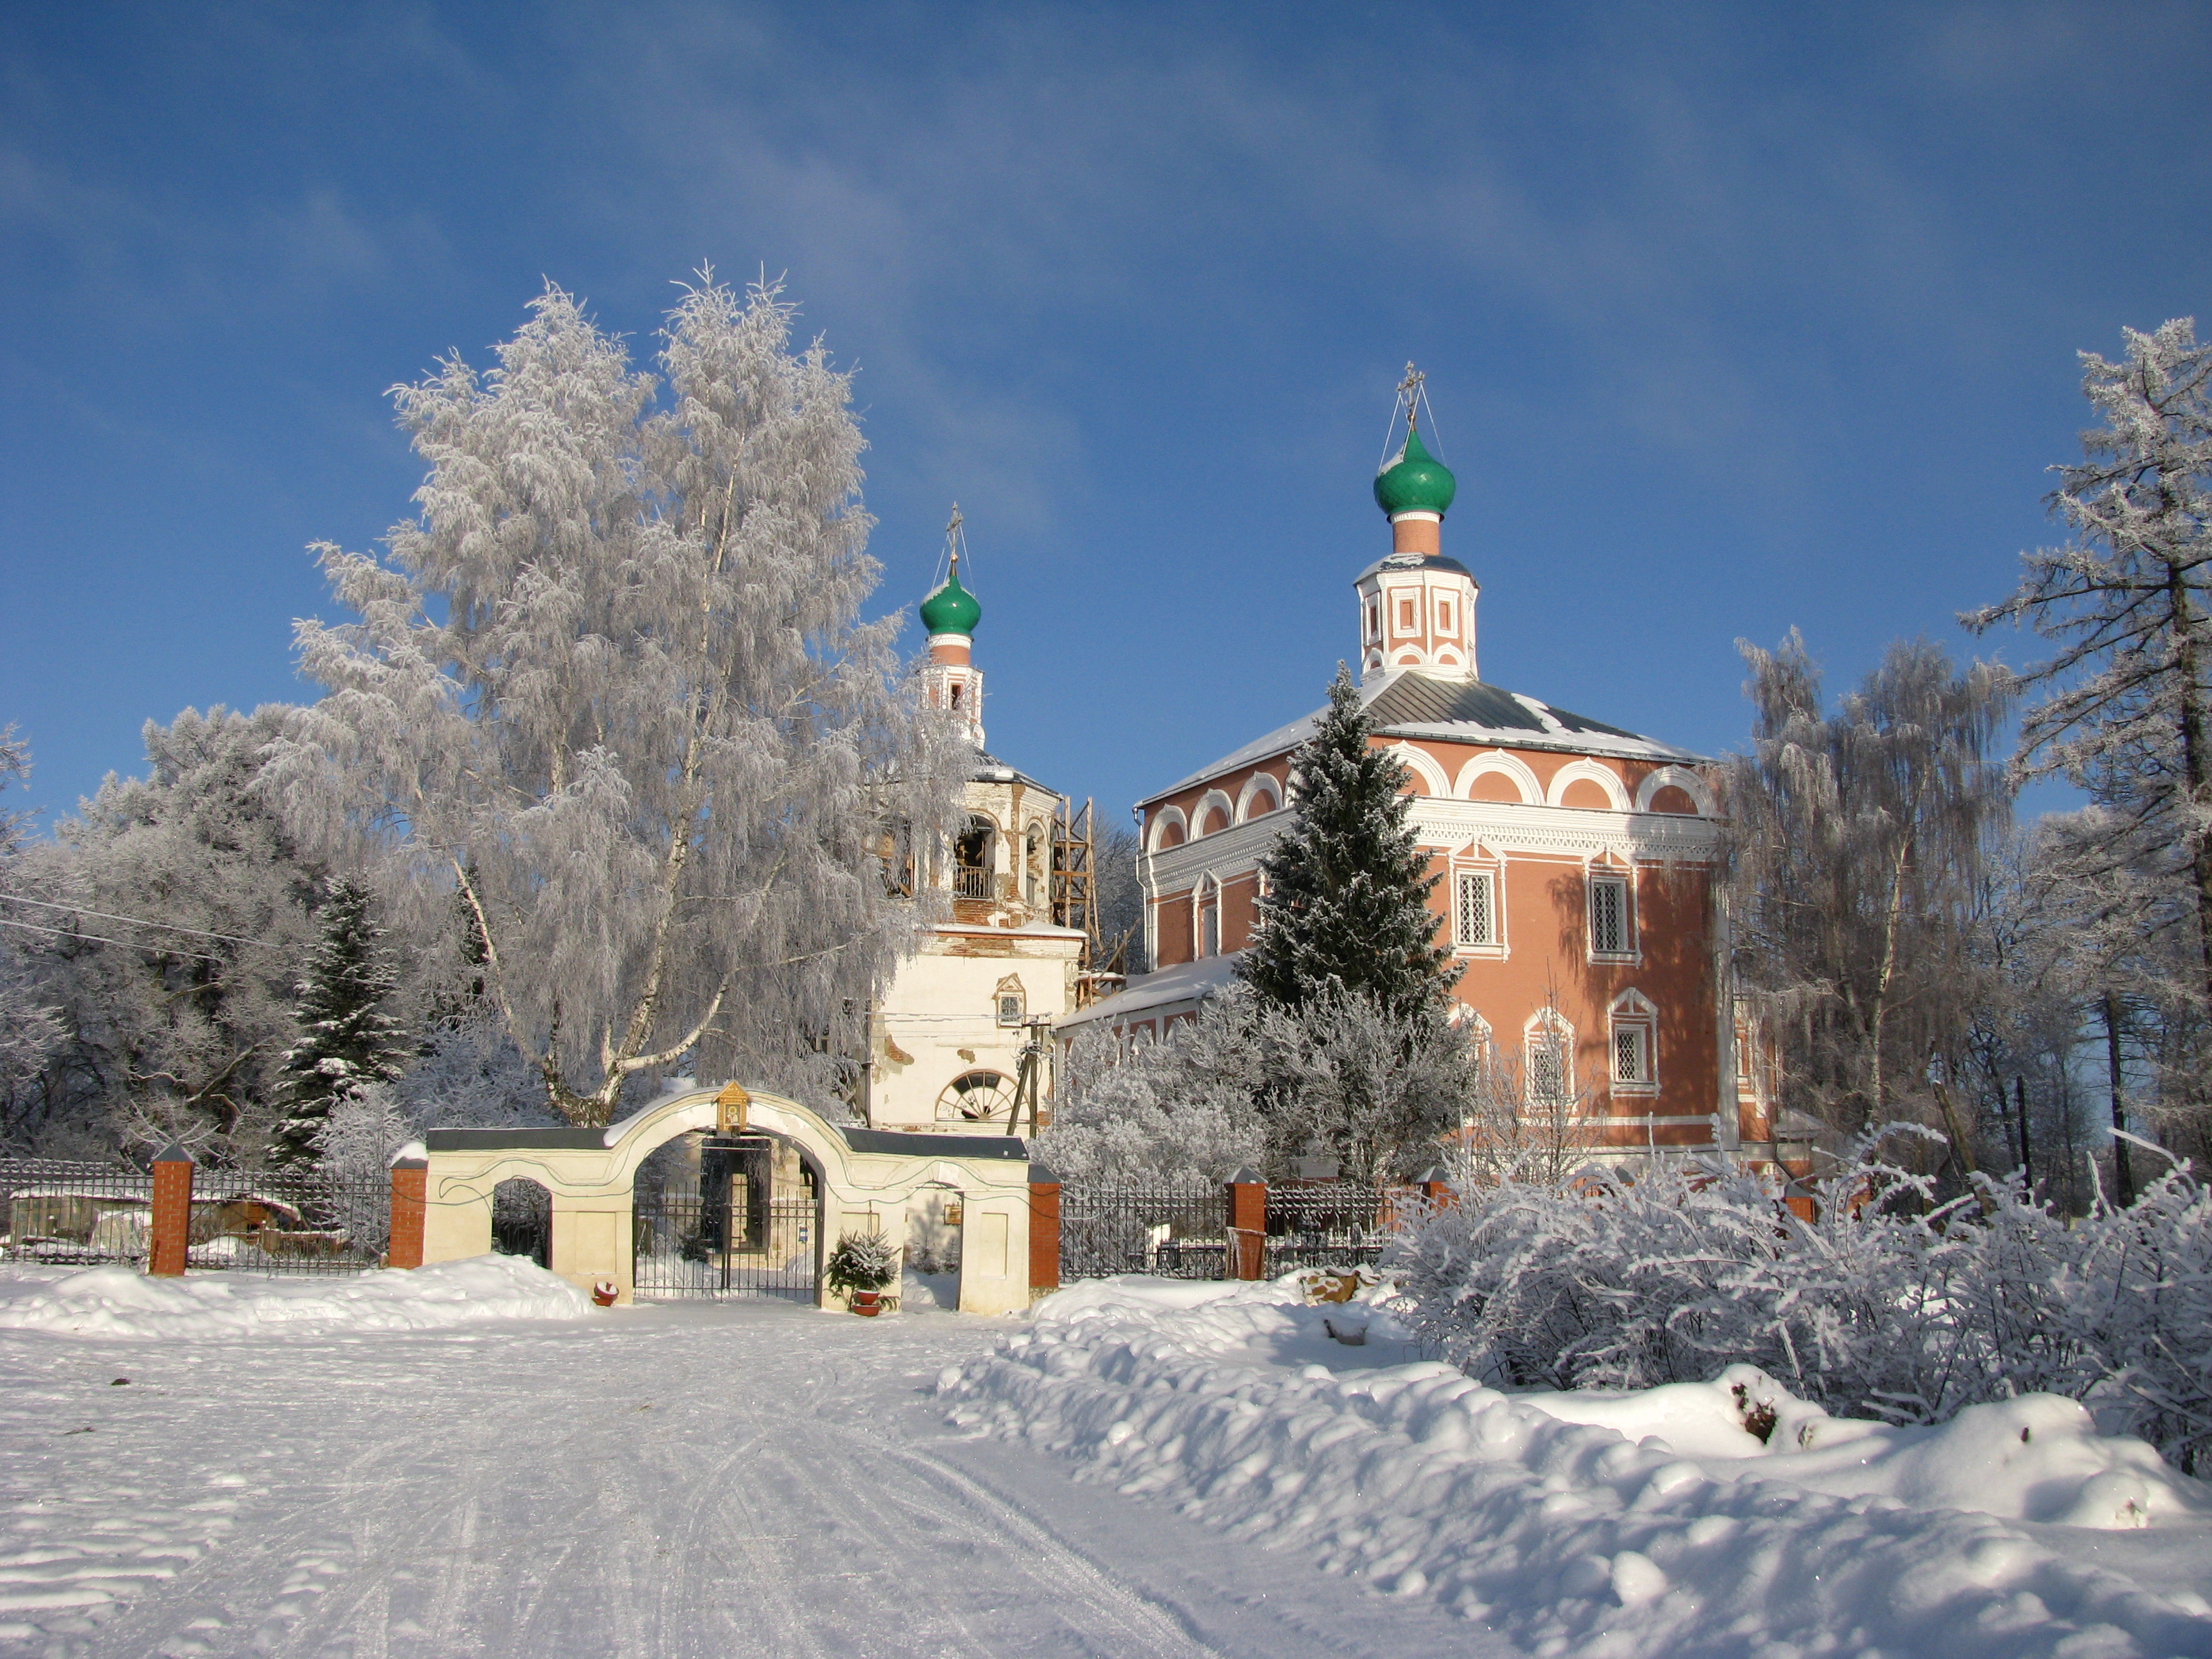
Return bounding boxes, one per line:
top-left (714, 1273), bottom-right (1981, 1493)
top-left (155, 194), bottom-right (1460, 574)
top-left (3, 3), bottom-right (2209, 830)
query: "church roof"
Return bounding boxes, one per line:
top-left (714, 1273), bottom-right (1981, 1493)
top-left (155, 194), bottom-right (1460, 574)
top-left (1140, 670), bottom-right (1704, 806)
top-left (969, 746), bottom-right (1053, 790)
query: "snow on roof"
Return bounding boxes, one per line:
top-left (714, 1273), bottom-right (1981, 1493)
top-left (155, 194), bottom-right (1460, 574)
top-left (1141, 670), bottom-right (1705, 806)
top-left (1055, 953), bottom-right (1244, 1031)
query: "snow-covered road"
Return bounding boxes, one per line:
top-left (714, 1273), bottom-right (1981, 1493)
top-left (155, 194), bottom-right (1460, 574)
top-left (0, 1290), bottom-right (1489, 1658)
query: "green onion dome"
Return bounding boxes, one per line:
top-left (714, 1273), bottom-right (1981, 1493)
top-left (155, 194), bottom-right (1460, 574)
top-left (1373, 422), bottom-right (1457, 518)
top-left (919, 565), bottom-right (982, 636)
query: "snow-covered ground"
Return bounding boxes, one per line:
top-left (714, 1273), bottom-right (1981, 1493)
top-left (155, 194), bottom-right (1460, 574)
top-left (1, 1261), bottom-right (2207, 1658)
top-left (941, 1277), bottom-right (2212, 1659)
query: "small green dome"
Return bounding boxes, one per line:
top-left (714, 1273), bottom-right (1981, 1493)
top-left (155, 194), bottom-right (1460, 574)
top-left (1373, 422), bottom-right (1457, 518)
top-left (920, 565), bottom-right (981, 636)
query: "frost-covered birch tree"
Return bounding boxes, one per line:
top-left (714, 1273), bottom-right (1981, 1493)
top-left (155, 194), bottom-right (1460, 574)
top-left (1967, 321), bottom-right (2212, 1008)
top-left (1724, 635), bottom-right (2013, 1142)
top-left (266, 276), bottom-right (959, 1125)
top-left (0, 728), bottom-right (64, 1099)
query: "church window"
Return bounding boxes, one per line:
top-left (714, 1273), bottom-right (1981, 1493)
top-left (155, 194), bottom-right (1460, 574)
top-left (937, 1069), bottom-right (1015, 1123)
top-left (1397, 598), bottom-right (1416, 634)
top-left (1589, 872), bottom-right (1633, 958)
top-left (1366, 601), bottom-right (1380, 642)
top-left (1437, 598), bottom-right (1454, 634)
top-left (996, 976), bottom-right (1027, 1027)
top-left (1524, 1010), bottom-right (1574, 1107)
top-left (1610, 991), bottom-right (1658, 1092)
top-left (1195, 876), bottom-right (1221, 959)
top-left (1453, 869), bottom-right (1497, 948)
top-left (949, 682), bottom-right (962, 708)
top-left (1025, 826), bottom-right (1045, 906)
top-left (955, 816), bottom-right (995, 900)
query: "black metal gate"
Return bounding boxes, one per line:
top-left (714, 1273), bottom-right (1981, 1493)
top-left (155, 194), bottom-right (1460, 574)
top-left (632, 1134), bottom-right (819, 1303)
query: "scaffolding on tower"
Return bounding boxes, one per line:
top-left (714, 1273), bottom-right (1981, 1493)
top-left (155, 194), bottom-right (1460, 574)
top-left (1051, 798), bottom-right (1122, 1008)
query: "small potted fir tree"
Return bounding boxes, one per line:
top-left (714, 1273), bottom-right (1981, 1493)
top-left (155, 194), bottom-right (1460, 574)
top-left (826, 1229), bottom-right (900, 1315)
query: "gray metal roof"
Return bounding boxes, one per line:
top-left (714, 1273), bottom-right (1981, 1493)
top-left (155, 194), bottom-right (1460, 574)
top-left (1141, 670), bottom-right (1704, 806)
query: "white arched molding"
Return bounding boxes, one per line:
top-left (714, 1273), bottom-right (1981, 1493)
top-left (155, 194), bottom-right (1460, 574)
top-left (1192, 788), bottom-right (1235, 838)
top-left (1382, 741), bottom-right (1450, 798)
top-left (1452, 750), bottom-right (1542, 804)
top-left (1545, 758), bottom-right (1632, 811)
top-left (1608, 989), bottom-right (1660, 1096)
top-left (1145, 804), bottom-right (1188, 855)
top-left (1234, 771), bottom-right (1283, 823)
top-left (1634, 764), bottom-right (1718, 817)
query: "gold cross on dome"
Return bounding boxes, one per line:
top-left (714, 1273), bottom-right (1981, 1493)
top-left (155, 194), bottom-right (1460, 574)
top-left (1398, 363), bottom-right (1425, 431)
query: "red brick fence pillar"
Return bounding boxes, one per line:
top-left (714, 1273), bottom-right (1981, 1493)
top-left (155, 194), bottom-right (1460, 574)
top-left (147, 1142), bottom-right (194, 1277)
top-left (1027, 1163), bottom-right (1060, 1298)
top-left (1225, 1167), bottom-right (1267, 1282)
top-left (388, 1153), bottom-right (429, 1270)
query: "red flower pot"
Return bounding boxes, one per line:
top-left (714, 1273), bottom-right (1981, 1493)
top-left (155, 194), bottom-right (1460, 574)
top-left (851, 1290), bottom-right (882, 1316)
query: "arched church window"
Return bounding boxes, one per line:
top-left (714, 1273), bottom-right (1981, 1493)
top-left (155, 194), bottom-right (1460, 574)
top-left (937, 1069), bottom-right (1015, 1123)
top-left (955, 816), bottom-right (995, 900)
top-left (1524, 1010), bottom-right (1574, 1110)
top-left (1025, 825), bottom-right (1046, 907)
top-left (1195, 875), bottom-right (1221, 959)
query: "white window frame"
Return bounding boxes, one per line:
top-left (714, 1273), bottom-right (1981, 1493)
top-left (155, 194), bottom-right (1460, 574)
top-left (1609, 989), bottom-right (1658, 1095)
top-left (1194, 874), bottom-right (1221, 960)
top-left (1523, 1010), bottom-right (1575, 1109)
top-left (1587, 867), bottom-right (1636, 961)
top-left (1452, 866), bottom-right (1502, 953)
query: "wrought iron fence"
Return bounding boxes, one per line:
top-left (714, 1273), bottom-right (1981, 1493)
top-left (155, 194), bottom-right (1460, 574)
top-left (0, 1159), bottom-right (387, 1275)
top-left (1059, 1183), bottom-right (1228, 1281)
top-left (0, 1160), bottom-right (152, 1267)
top-left (1263, 1182), bottom-right (1389, 1275)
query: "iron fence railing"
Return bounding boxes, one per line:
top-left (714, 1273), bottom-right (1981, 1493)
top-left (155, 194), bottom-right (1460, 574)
top-left (1059, 1183), bottom-right (1227, 1281)
top-left (954, 864), bottom-right (993, 900)
top-left (0, 1160), bottom-right (387, 1275)
top-left (1263, 1182), bottom-right (1389, 1275)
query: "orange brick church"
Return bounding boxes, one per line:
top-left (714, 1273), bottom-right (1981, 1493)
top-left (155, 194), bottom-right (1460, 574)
top-left (1061, 385), bottom-right (1774, 1158)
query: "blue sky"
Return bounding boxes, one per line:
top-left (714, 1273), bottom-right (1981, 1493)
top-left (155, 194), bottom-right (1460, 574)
top-left (3, 3), bottom-right (2209, 832)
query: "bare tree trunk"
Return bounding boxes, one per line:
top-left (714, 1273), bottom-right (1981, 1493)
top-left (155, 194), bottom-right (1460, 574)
top-left (2166, 562), bottom-right (2212, 1015)
top-left (2014, 1073), bottom-right (2033, 1189)
top-left (2104, 989), bottom-right (2134, 1206)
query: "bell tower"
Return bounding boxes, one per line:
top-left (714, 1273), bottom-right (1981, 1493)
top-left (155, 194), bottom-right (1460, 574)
top-left (1357, 366), bottom-right (1479, 684)
top-left (919, 506), bottom-right (985, 745)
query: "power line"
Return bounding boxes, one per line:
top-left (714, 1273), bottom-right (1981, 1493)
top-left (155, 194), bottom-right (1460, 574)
top-left (0, 914), bottom-right (230, 966)
top-left (0, 893), bottom-right (280, 951)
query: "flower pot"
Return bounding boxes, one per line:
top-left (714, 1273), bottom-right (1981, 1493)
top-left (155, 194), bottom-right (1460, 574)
top-left (591, 1280), bottom-right (619, 1307)
top-left (851, 1290), bottom-right (882, 1316)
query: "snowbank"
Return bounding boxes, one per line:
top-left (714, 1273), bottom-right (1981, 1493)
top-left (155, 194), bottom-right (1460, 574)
top-left (940, 1276), bottom-right (2212, 1658)
top-left (0, 1255), bottom-right (593, 1339)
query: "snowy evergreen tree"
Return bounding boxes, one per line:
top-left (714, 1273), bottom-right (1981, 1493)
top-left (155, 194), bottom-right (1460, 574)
top-left (272, 881), bottom-right (407, 1165)
top-left (1239, 665), bottom-right (1452, 1019)
top-left (265, 274), bottom-right (962, 1125)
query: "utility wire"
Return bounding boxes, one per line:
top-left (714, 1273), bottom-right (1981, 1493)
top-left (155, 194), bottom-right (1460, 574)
top-left (0, 892), bottom-right (279, 951)
top-left (0, 914), bottom-right (230, 966)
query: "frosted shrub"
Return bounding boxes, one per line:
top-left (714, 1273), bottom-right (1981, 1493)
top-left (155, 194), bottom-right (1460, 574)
top-left (1391, 1130), bottom-right (2212, 1466)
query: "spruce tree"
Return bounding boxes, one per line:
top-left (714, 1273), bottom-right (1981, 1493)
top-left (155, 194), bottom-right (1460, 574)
top-left (1240, 665), bottom-right (1454, 1019)
top-left (272, 881), bottom-right (407, 1166)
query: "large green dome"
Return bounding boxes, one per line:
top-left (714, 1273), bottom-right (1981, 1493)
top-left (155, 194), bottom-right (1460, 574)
top-left (1374, 422), bottom-right (1457, 518)
top-left (920, 566), bottom-right (981, 636)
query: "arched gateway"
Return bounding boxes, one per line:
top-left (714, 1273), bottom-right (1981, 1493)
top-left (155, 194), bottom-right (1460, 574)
top-left (419, 1084), bottom-right (1033, 1312)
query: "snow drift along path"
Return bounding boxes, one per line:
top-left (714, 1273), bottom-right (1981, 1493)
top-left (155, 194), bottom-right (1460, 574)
top-left (941, 1276), bottom-right (2212, 1659)
top-left (0, 1263), bottom-right (1488, 1658)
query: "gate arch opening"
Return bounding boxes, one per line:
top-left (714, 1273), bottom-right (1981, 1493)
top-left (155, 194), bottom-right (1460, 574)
top-left (490, 1177), bottom-right (552, 1270)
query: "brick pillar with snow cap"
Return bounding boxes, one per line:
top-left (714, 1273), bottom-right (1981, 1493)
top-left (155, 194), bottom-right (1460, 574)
top-left (1225, 1168), bottom-right (1266, 1281)
top-left (387, 1141), bottom-right (430, 1269)
top-left (147, 1142), bottom-right (194, 1277)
